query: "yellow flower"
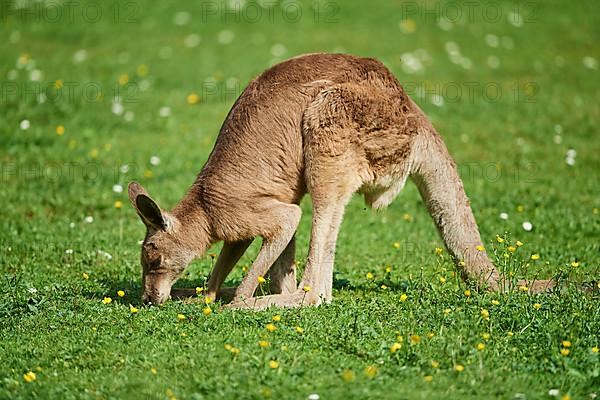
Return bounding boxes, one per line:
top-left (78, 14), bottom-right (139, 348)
top-left (295, 326), bottom-right (304, 334)
top-left (195, 287), bottom-right (203, 295)
top-left (187, 93), bottom-right (200, 105)
top-left (393, 242), bottom-right (401, 249)
top-left (515, 240), bottom-right (523, 247)
top-left (229, 347), bottom-right (240, 355)
top-left (136, 64), bottom-right (149, 76)
top-left (399, 293), bottom-right (408, 302)
top-left (454, 364), bottom-right (465, 372)
top-left (443, 308), bottom-right (452, 315)
top-left (516, 205), bottom-right (524, 212)
top-left (435, 247), bottom-right (443, 255)
top-left (533, 303), bottom-right (541, 310)
top-left (302, 285), bottom-right (311, 292)
top-left (114, 200), bottom-right (123, 209)
top-left (55, 125), bottom-right (65, 136)
top-left (151, 367), bottom-right (158, 375)
top-left (201, 306), bottom-right (212, 316)
top-left (204, 296), bottom-right (213, 305)
top-left (476, 245), bottom-right (485, 252)
top-left (177, 314), bottom-right (186, 321)
top-left (390, 342), bottom-right (402, 353)
top-left (480, 309), bottom-right (490, 320)
top-left (403, 213), bottom-right (412, 221)
top-left (507, 246), bottom-right (516, 253)
top-left (410, 334), bottom-right (421, 345)
top-left (562, 395), bottom-right (571, 400)
top-left (427, 332), bottom-right (435, 339)
top-left (458, 261), bottom-right (466, 267)
top-left (82, 272), bottom-right (89, 280)
top-left (385, 266), bottom-right (392, 273)
top-left (258, 340), bottom-right (270, 348)
top-left (380, 284), bottom-right (388, 290)
top-left (592, 347), bottom-right (599, 353)
top-left (491, 300), bottom-right (500, 305)
top-left (268, 360), bottom-right (279, 369)
top-left (342, 369), bottom-right (355, 382)
top-left (266, 323), bottom-right (276, 332)
top-left (118, 74), bottom-right (129, 85)
top-left (54, 79), bottom-right (63, 89)
top-left (439, 276), bottom-right (446, 284)
top-left (477, 342), bottom-right (485, 351)
top-left (531, 254), bottom-right (540, 261)
top-left (507, 331), bottom-right (514, 337)
top-left (464, 289), bottom-right (471, 297)
top-left (560, 348), bottom-right (570, 356)
top-left (257, 276), bottom-right (266, 284)
top-left (102, 297), bottom-right (112, 305)
top-left (366, 272), bottom-right (374, 280)
top-left (570, 261), bottom-right (580, 268)
top-left (562, 340), bottom-right (571, 348)
top-left (272, 314), bottom-right (281, 322)
top-left (144, 169), bottom-right (153, 178)
top-left (496, 235), bottom-right (504, 243)
top-left (364, 365), bottom-right (378, 378)
top-left (431, 360), bottom-right (440, 368)
top-left (423, 375), bottom-right (433, 382)
top-left (130, 305), bottom-right (139, 314)
top-left (519, 286), bottom-right (529, 292)
top-left (23, 371), bottom-right (36, 382)
top-left (117, 290), bottom-right (125, 297)
top-left (481, 333), bottom-right (491, 340)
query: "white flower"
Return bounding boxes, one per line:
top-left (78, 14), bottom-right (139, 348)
top-left (124, 111), bottom-right (135, 122)
top-left (487, 56), bottom-right (500, 69)
top-left (159, 106), bottom-right (171, 118)
top-left (431, 94), bottom-right (444, 107)
top-left (84, 216), bottom-right (94, 224)
top-left (217, 30), bottom-right (234, 45)
top-left (65, 249), bottom-right (74, 255)
top-left (111, 102), bottom-right (124, 116)
top-left (270, 44), bottom-right (286, 57)
top-left (499, 212), bottom-right (509, 220)
top-left (566, 149), bottom-right (576, 158)
top-left (29, 69), bottom-right (42, 81)
top-left (566, 157), bottom-right (575, 166)
top-left (20, 119), bottom-right (30, 130)
top-left (548, 389), bottom-right (560, 397)
top-left (553, 135), bottom-right (562, 144)
top-left (522, 221), bottom-right (533, 231)
top-left (583, 56), bottom-right (598, 70)
top-left (173, 11), bottom-right (191, 26)
top-left (97, 250), bottom-right (112, 260)
top-left (484, 34), bottom-right (499, 48)
top-left (69, 222), bottom-right (75, 229)
top-left (150, 156), bottom-right (161, 166)
top-left (112, 184), bottom-right (123, 193)
top-left (184, 33), bottom-right (201, 48)
top-left (120, 164), bottom-right (130, 174)
top-left (307, 394), bottom-right (320, 400)
top-left (73, 49), bottom-right (88, 63)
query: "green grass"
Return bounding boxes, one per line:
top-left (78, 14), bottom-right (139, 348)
top-left (1, 0), bottom-right (599, 398)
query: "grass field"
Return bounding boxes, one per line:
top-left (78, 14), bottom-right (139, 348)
top-left (1, 0), bottom-right (599, 398)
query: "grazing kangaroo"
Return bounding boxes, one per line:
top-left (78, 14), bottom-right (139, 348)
top-left (129, 53), bottom-right (553, 308)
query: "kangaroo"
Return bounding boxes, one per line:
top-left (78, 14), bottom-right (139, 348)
top-left (128, 53), bottom-right (554, 308)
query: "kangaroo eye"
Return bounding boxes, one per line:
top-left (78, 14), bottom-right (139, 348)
top-left (148, 255), bottom-right (162, 269)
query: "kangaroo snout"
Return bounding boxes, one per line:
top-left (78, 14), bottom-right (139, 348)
top-left (142, 274), bottom-right (172, 305)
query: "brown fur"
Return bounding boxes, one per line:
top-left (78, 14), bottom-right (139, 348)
top-left (128, 53), bottom-right (553, 307)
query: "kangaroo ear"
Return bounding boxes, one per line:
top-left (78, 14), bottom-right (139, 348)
top-left (128, 182), bottom-right (167, 230)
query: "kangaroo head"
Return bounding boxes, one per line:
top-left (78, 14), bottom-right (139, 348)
top-left (128, 182), bottom-right (196, 305)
